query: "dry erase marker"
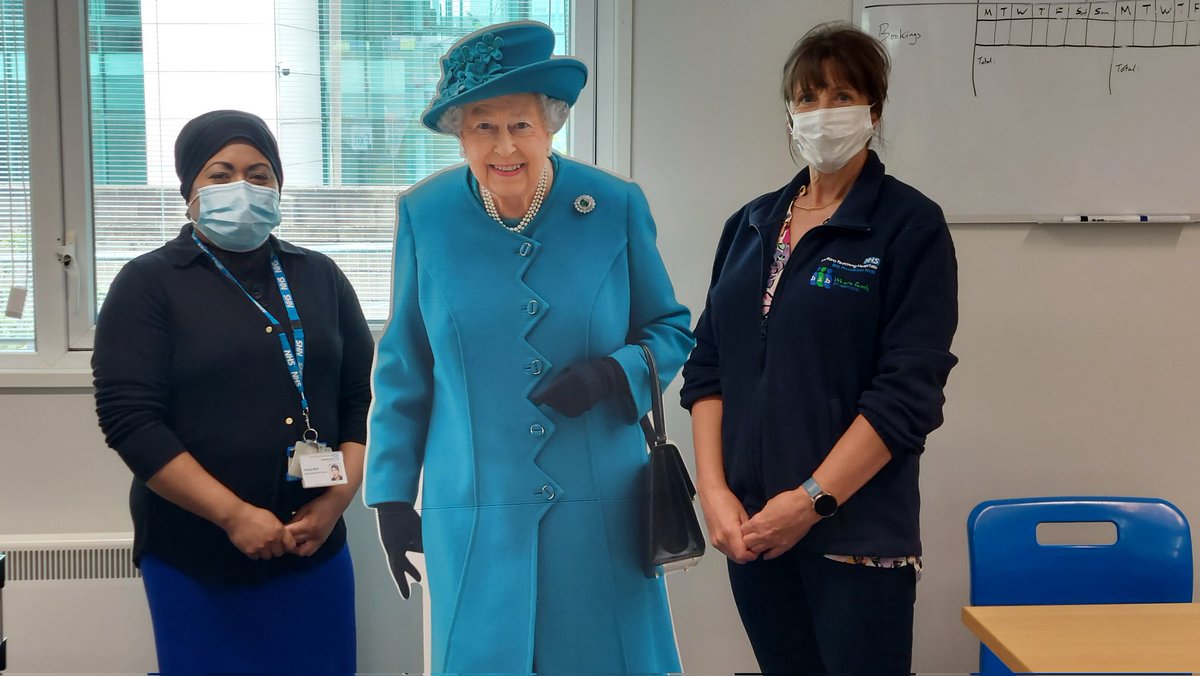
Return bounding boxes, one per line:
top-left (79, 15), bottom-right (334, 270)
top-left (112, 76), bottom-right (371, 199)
top-left (1062, 215), bottom-right (1193, 223)
top-left (1061, 215), bottom-right (1141, 222)
top-left (1140, 215), bottom-right (1192, 223)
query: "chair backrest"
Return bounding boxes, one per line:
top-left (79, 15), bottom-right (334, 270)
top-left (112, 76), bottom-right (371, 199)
top-left (967, 496), bottom-right (1193, 674)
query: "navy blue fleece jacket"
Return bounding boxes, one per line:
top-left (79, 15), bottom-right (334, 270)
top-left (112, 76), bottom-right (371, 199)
top-left (680, 151), bottom-right (958, 557)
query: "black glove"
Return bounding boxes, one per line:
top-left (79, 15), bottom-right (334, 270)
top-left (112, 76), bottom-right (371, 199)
top-left (376, 501), bottom-right (423, 599)
top-left (531, 356), bottom-right (632, 418)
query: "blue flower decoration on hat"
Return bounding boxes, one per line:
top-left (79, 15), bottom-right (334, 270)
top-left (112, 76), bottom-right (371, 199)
top-left (422, 21), bottom-right (589, 134)
top-left (441, 34), bottom-right (505, 96)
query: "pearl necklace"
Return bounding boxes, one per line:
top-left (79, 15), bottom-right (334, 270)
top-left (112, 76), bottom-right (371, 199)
top-left (481, 163), bottom-right (549, 234)
top-left (793, 184), bottom-right (843, 212)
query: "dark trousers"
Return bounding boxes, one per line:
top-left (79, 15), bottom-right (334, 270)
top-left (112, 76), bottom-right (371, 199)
top-left (727, 547), bottom-right (916, 675)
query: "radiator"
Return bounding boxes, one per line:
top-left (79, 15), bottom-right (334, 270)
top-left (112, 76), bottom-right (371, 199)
top-left (0, 533), bottom-right (156, 674)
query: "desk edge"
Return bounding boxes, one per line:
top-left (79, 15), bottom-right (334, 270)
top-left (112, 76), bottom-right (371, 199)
top-left (961, 605), bottom-right (1035, 673)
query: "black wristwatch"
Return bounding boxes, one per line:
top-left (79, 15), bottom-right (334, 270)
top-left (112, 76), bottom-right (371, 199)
top-left (801, 477), bottom-right (839, 518)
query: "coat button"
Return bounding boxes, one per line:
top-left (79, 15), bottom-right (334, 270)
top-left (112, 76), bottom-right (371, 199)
top-left (536, 484), bottom-right (556, 501)
top-left (525, 300), bottom-right (540, 315)
top-left (517, 242), bottom-right (533, 257)
top-left (525, 359), bottom-right (544, 376)
top-left (285, 417), bottom-right (294, 425)
top-left (529, 423), bottom-right (545, 436)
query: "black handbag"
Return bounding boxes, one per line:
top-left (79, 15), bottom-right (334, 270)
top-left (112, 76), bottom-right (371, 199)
top-left (639, 344), bottom-right (706, 578)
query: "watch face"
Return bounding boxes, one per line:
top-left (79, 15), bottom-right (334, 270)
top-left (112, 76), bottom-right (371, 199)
top-left (814, 493), bottom-right (838, 518)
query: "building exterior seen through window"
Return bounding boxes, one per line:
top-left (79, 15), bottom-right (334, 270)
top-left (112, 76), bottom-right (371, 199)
top-left (0, 0), bottom-right (31, 350)
top-left (86, 0), bottom-right (571, 326)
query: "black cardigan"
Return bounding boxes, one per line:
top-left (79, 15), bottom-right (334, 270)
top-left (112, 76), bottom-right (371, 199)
top-left (93, 225), bottom-right (374, 584)
top-left (680, 152), bottom-right (958, 557)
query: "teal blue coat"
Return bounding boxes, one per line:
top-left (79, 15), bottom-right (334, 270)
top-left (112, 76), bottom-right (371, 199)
top-left (365, 156), bottom-right (693, 674)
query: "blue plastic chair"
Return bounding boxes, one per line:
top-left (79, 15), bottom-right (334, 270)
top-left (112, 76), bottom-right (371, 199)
top-left (967, 496), bottom-right (1193, 674)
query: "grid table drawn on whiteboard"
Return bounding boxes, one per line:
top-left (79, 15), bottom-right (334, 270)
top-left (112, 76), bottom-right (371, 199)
top-left (869, 2), bottom-right (1200, 95)
top-left (854, 0), bottom-right (1200, 221)
top-left (975, 2), bottom-right (1200, 49)
top-left (972, 1), bottom-right (1200, 94)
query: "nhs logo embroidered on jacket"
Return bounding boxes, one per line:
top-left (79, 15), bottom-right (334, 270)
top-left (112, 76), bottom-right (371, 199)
top-left (809, 256), bottom-right (880, 292)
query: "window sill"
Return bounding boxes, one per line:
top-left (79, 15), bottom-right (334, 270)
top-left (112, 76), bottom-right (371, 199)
top-left (0, 368), bottom-right (94, 389)
top-left (0, 350), bottom-right (95, 389)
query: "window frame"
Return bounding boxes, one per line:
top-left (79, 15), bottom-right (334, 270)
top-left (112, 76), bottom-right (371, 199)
top-left (0, 0), bottom-right (633, 386)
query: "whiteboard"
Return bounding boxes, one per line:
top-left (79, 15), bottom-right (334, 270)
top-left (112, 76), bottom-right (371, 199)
top-left (854, 0), bottom-right (1200, 222)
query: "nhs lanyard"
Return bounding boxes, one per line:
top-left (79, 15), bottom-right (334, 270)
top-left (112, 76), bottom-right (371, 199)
top-left (192, 233), bottom-right (314, 435)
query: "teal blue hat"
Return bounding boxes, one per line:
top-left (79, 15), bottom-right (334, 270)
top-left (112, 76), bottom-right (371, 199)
top-left (421, 21), bottom-right (588, 134)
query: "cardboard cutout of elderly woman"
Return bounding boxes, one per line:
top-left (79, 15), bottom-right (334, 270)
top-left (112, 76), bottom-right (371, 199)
top-left (363, 21), bottom-right (694, 675)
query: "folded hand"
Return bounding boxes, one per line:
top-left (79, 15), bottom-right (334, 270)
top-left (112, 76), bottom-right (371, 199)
top-left (740, 489), bottom-right (818, 560)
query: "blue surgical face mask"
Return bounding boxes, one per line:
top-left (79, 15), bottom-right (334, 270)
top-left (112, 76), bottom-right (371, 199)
top-left (190, 180), bottom-right (282, 252)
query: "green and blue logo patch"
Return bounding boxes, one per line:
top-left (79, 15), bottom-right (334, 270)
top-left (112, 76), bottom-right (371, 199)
top-left (809, 256), bottom-right (879, 293)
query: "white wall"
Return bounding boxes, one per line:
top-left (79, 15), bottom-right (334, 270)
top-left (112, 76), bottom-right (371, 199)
top-left (3, 0), bottom-right (1200, 674)
top-left (629, 1), bottom-right (1200, 674)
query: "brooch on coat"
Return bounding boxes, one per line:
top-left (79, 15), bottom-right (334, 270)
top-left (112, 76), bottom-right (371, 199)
top-left (573, 194), bottom-right (596, 214)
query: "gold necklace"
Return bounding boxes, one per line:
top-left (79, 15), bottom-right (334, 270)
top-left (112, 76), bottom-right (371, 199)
top-left (793, 184), bottom-right (843, 212)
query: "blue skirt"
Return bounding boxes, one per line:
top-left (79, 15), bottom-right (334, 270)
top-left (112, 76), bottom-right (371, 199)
top-left (141, 544), bottom-right (356, 674)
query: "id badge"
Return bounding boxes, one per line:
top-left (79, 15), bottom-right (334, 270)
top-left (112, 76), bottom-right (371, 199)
top-left (299, 450), bottom-right (348, 488)
top-left (287, 439), bottom-right (329, 480)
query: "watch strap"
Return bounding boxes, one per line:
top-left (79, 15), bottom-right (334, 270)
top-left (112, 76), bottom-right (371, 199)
top-left (801, 477), bottom-right (823, 499)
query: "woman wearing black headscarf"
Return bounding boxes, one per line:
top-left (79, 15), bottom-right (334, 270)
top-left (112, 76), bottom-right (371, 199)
top-left (92, 110), bottom-right (373, 673)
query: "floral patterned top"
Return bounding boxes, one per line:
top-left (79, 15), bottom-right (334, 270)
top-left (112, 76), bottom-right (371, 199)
top-left (760, 197), bottom-right (794, 319)
top-left (761, 187), bottom-right (922, 577)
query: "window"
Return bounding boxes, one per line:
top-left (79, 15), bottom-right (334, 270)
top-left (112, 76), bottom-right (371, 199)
top-left (0, 0), bottom-right (31, 351)
top-left (89, 0), bottom-right (574, 327)
top-left (0, 0), bottom-right (623, 372)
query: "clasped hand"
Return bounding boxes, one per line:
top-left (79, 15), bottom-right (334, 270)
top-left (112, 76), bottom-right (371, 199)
top-left (701, 487), bottom-right (819, 563)
top-left (285, 493), bottom-right (343, 557)
top-left (222, 494), bottom-right (344, 560)
top-left (222, 503), bottom-right (297, 560)
top-left (740, 489), bottom-right (820, 560)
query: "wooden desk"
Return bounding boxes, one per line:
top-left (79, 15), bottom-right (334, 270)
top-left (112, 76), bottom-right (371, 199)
top-left (962, 603), bottom-right (1200, 673)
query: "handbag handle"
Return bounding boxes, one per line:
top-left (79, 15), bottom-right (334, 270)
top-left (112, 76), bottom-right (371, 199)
top-left (638, 344), bottom-right (668, 447)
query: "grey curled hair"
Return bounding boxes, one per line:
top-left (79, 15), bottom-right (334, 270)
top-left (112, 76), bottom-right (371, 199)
top-left (437, 94), bottom-right (570, 135)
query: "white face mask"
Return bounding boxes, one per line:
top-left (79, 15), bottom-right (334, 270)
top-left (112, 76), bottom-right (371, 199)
top-left (789, 105), bottom-right (876, 174)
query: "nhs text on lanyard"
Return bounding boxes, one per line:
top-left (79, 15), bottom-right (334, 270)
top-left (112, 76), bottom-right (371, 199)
top-left (192, 234), bottom-right (345, 488)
